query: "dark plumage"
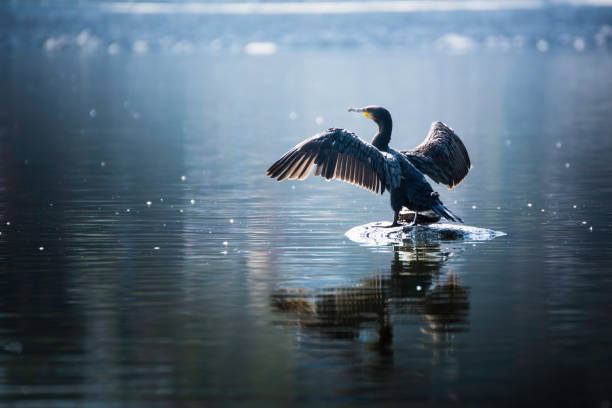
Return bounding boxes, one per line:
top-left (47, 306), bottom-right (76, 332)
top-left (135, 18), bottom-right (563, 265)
top-left (266, 106), bottom-right (471, 227)
top-left (401, 121), bottom-right (471, 189)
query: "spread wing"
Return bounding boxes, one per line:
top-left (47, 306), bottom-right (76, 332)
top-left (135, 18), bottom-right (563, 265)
top-left (402, 121), bottom-right (471, 189)
top-left (267, 128), bottom-right (401, 195)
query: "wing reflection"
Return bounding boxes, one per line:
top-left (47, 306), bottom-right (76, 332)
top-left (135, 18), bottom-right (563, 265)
top-left (271, 241), bottom-right (470, 353)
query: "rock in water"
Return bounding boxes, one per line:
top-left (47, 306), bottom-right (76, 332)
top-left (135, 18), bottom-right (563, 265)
top-left (398, 209), bottom-right (441, 225)
top-left (345, 221), bottom-right (506, 245)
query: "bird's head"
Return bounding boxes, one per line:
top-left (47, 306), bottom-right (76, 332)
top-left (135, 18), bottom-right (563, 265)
top-left (348, 106), bottom-right (393, 149)
top-left (347, 106), bottom-right (392, 129)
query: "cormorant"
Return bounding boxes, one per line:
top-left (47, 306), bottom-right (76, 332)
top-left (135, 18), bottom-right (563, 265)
top-left (266, 106), bottom-right (471, 227)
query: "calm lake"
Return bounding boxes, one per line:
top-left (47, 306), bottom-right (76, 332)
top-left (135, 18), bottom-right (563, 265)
top-left (1, 5), bottom-right (612, 407)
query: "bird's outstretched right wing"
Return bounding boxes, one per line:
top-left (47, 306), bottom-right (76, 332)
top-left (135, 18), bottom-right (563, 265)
top-left (267, 128), bottom-right (401, 195)
top-left (402, 121), bottom-right (471, 189)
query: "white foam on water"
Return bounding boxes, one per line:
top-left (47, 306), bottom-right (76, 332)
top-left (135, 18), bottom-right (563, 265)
top-left (345, 221), bottom-right (506, 246)
top-left (435, 33), bottom-right (478, 54)
top-left (132, 40), bottom-right (149, 54)
top-left (244, 42), bottom-right (277, 55)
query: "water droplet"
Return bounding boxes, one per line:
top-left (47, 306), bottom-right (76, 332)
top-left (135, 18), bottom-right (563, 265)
top-left (416, 285), bottom-right (422, 291)
top-left (100, 161), bottom-right (106, 167)
top-left (573, 204), bottom-right (577, 209)
top-left (589, 226), bottom-right (593, 231)
top-left (555, 141), bottom-right (562, 149)
top-left (223, 241), bottom-right (228, 246)
top-left (291, 185), bottom-right (296, 190)
top-left (181, 175), bottom-right (187, 181)
top-left (497, 206), bottom-right (501, 210)
top-left (541, 209), bottom-right (545, 212)
top-left (472, 205), bottom-right (477, 209)
top-left (565, 162), bottom-right (571, 168)
top-left (229, 219), bottom-right (234, 224)
top-left (24, 159), bottom-right (29, 165)
top-left (153, 246), bottom-right (160, 250)
top-left (190, 199), bottom-right (195, 205)
top-left (160, 198), bottom-right (164, 202)
top-left (38, 246), bottom-right (44, 251)
top-left (454, 200), bottom-right (458, 204)
top-left (114, 212), bottom-right (119, 215)
top-left (527, 203), bottom-right (532, 207)
top-left (179, 209), bottom-right (184, 213)
top-left (289, 111), bottom-right (298, 120)
top-left (146, 201), bottom-right (152, 206)
top-left (6, 221), bottom-right (10, 226)
top-left (89, 109), bottom-right (97, 118)
top-left (581, 221), bottom-right (587, 225)
top-left (49, 202), bottom-right (53, 207)
top-left (221, 250), bottom-right (228, 255)
top-left (505, 139), bottom-right (512, 146)
top-left (315, 116), bottom-right (324, 125)
top-left (126, 209), bottom-right (131, 213)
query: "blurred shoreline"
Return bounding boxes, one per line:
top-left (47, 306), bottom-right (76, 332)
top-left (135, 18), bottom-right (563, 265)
top-left (39, 0), bottom-right (612, 14)
top-left (1, 2), bottom-right (612, 55)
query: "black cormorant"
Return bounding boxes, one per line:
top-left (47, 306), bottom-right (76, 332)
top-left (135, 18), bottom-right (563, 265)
top-left (266, 106), bottom-right (471, 227)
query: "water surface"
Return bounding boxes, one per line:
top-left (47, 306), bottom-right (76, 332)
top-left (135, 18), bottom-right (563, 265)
top-left (1, 41), bottom-right (612, 407)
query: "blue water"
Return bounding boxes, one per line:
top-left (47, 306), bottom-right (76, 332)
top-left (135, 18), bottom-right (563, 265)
top-left (1, 4), bottom-right (612, 407)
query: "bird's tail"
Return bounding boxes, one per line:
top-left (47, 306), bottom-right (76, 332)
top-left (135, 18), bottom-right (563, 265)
top-left (431, 197), bottom-right (463, 223)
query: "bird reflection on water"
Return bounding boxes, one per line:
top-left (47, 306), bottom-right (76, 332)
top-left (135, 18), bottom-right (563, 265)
top-left (270, 240), bottom-right (470, 355)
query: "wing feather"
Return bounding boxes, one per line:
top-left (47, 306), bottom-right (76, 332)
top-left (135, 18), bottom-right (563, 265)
top-left (325, 152), bottom-right (337, 180)
top-left (290, 152), bottom-right (312, 181)
top-left (296, 153), bottom-right (316, 180)
top-left (402, 121), bottom-right (471, 189)
top-left (348, 156), bottom-right (355, 184)
top-left (267, 128), bottom-right (401, 194)
top-left (268, 150), bottom-right (297, 179)
top-left (276, 152), bottom-right (304, 181)
top-left (336, 153), bottom-right (346, 181)
top-left (289, 154), bottom-right (311, 179)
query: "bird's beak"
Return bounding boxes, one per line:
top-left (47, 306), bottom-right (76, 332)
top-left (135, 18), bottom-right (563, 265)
top-left (347, 107), bottom-right (370, 118)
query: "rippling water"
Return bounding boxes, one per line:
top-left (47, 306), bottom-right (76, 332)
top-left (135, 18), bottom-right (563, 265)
top-left (1, 47), bottom-right (612, 406)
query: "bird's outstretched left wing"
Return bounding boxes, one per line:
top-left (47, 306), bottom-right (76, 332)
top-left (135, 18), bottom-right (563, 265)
top-left (267, 128), bottom-right (401, 195)
top-left (402, 121), bottom-right (471, 189)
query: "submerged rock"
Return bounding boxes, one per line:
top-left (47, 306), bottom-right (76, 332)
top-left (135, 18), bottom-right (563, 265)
top-left (346, 221), bottom-right (506, 245)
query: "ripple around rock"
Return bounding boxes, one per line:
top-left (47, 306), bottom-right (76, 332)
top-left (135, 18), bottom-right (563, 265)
top-left (345, 221), bottom-right (506, 245)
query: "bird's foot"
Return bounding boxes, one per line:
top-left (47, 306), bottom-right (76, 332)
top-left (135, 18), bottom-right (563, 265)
top-left (408, 211), bottom-right (418, 226)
